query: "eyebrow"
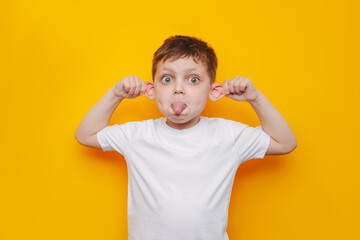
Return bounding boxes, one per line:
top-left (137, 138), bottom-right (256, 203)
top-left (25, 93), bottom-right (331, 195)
top-left (160, 67), bottom-right (200, 73)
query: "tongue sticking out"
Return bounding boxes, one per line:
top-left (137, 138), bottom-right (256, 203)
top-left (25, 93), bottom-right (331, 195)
top-left (171, 101), bottom-right (186, 115)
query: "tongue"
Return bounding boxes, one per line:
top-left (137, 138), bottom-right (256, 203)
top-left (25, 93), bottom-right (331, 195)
top-left (171, 102), bottom-right (186, 115)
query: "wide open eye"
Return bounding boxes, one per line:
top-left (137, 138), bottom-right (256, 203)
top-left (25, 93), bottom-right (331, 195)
top-left (161, 76), bottom-right (172, 83)
top-left (188, 76), bottom-right (200, 84)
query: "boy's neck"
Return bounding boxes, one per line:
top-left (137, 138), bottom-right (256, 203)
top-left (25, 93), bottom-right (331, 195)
top-left (165, 115), bottom-right (201, 130)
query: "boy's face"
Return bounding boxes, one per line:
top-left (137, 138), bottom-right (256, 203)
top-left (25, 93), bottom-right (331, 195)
top-left (146, 57), bottom-right (223, 130)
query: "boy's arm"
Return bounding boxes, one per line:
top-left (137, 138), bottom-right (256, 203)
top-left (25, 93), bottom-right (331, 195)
top-left (75, 76), bottom-right (147, 149)
top-left (248, 91), bottom-right (297, 155)
top-left (222, 76), bottom-right (297, 155)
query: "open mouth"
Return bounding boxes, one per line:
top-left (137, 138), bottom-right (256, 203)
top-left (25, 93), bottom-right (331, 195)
top-left (171, 101), bottom-right (187, 115)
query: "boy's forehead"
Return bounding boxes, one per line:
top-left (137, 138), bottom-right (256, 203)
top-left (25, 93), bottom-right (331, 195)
top-left (156, 57), bottom-right (207, 75)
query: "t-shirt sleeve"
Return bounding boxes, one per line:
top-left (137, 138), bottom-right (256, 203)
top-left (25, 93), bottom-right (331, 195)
top-left (96, 122), bottom-right (137, 155)
top-left (229, 120), bottom-right (271, 163)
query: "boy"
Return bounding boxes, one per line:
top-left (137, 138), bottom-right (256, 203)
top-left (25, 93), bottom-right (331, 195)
top-left (75, 35), bottom-right (297, 240)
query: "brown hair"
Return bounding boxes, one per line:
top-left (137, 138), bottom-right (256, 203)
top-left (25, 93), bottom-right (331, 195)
top-left (152, 35), bottom-right (218, 83)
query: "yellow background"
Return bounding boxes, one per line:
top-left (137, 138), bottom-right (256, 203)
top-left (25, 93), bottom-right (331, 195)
top-left (1, 0), bottom-right (359, 239)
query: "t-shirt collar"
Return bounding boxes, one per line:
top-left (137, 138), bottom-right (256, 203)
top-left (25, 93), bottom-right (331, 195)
top-left (159, 116), bottom-right (207, 137)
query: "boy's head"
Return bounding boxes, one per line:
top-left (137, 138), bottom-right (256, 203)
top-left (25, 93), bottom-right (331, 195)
top-left (145, 35), bottom-right (225, 129)
top-left (152, 35), bottom-right (218, 84)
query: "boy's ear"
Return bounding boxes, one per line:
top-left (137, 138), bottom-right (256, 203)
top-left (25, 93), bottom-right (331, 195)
top-left (209, 83), bottom-right (225, 102)
top-left (145, 82), bottom-right (155, 100)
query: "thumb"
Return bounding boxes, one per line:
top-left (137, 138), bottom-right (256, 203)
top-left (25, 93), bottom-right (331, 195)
top-left (140, 81), bottom-right (148, 95)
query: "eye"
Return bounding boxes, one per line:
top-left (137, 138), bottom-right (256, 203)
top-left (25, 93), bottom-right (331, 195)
top-left (161, 76), bottom-right (172, 83)
top-left (188, 76), bottom-right (200, 84)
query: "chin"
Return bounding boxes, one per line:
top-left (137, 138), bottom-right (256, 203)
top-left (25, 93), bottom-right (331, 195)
top-left (173, 114), bottom-right (200, 123)
top-left (167, 115), bottom-right (187, 123)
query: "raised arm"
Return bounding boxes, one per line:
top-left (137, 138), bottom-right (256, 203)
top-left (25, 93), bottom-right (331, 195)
top-left (248, 91), bottom-right (297, 154)
top-left (75, 76), bottom-right (148, 149)
top-left (221, 76), bottom-right (297, 155)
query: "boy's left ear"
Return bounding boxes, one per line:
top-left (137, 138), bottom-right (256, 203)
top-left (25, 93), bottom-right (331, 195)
top-left (145, 82), bottom-right (155, 100)
top-left (209, 83), bottom-right (225, 102)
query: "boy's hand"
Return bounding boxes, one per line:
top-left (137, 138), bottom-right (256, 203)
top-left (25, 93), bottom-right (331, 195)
top-left (222, 76), bottom-right (260, 102)
top-left (113, 76), bottom-right (148, 99)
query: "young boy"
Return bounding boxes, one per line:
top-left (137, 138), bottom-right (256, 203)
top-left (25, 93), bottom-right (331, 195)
top-left (75, 35), bottom-right (297, 240)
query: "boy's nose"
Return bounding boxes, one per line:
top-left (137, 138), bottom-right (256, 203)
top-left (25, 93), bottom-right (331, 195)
top-left (173, 82), bottom-right (185, 95)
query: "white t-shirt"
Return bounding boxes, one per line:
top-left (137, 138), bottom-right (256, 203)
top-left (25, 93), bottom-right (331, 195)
top-left (97, 117), bottom-right (270, 240)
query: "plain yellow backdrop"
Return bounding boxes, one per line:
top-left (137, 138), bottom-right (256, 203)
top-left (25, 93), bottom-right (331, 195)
top-left (1, 0), bottom-right (360, 239)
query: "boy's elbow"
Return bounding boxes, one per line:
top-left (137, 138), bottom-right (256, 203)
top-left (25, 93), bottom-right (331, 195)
top-left (75, 132), bottom-right (86, 145)
top-left (75, 128), bottom-right (87, 144)
top-left (75, 132), bottom-right (102, 149)
top-left (75, 134), bottom-right (83, 145)
top-left (284, 138), bottom-right (297, 154)
top-left (288, 143), bottom-right (297, 154)
top-left (267, 137), bottom-right (297, 155)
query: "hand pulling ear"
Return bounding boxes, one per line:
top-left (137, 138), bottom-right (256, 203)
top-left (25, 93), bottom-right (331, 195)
top-left (209, 84), bottom-right (225, 102)
top-left (145, 82), bottom-right (155, 100)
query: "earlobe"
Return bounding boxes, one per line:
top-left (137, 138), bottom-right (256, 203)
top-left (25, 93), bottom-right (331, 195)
top-left (145, 82), bottom-right (155, 100)
top-left (209, 84), bottom-right (225, 102)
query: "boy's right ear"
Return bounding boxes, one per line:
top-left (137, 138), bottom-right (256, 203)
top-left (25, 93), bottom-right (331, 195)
top-left (209, 83), bottom-right (225, 102)
top-left (145, 82), bottom-right (155, 100)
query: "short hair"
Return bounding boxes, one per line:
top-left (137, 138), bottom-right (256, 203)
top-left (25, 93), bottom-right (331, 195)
top-left (152, 35), bottom-right (218, 84)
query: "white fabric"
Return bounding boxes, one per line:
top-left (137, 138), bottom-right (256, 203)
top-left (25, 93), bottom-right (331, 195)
top-left (97, 117), bottom-right (270, 240)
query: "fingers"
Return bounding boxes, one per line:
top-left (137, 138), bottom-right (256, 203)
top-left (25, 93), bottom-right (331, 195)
top-left (127, 76), bottom-right (136, 96)
top-left (120, 76), bottom-right (148, 98)
top-left (223, 76), bottom-right (249, 95)
top-left (222, 81), bottom-right (230, 95)
top-left (221, 76), bottom-right (257, 102)
top-left (134, 76), bottom-right (149, 96)
top-left (132, 76), bottom-right (143, 96)
top-left (239, 78), bottom-right (248, 93)
top-left (140, 81), bottom-right (148, 95)
top-left (122, 77), bottom-right (131, 94)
